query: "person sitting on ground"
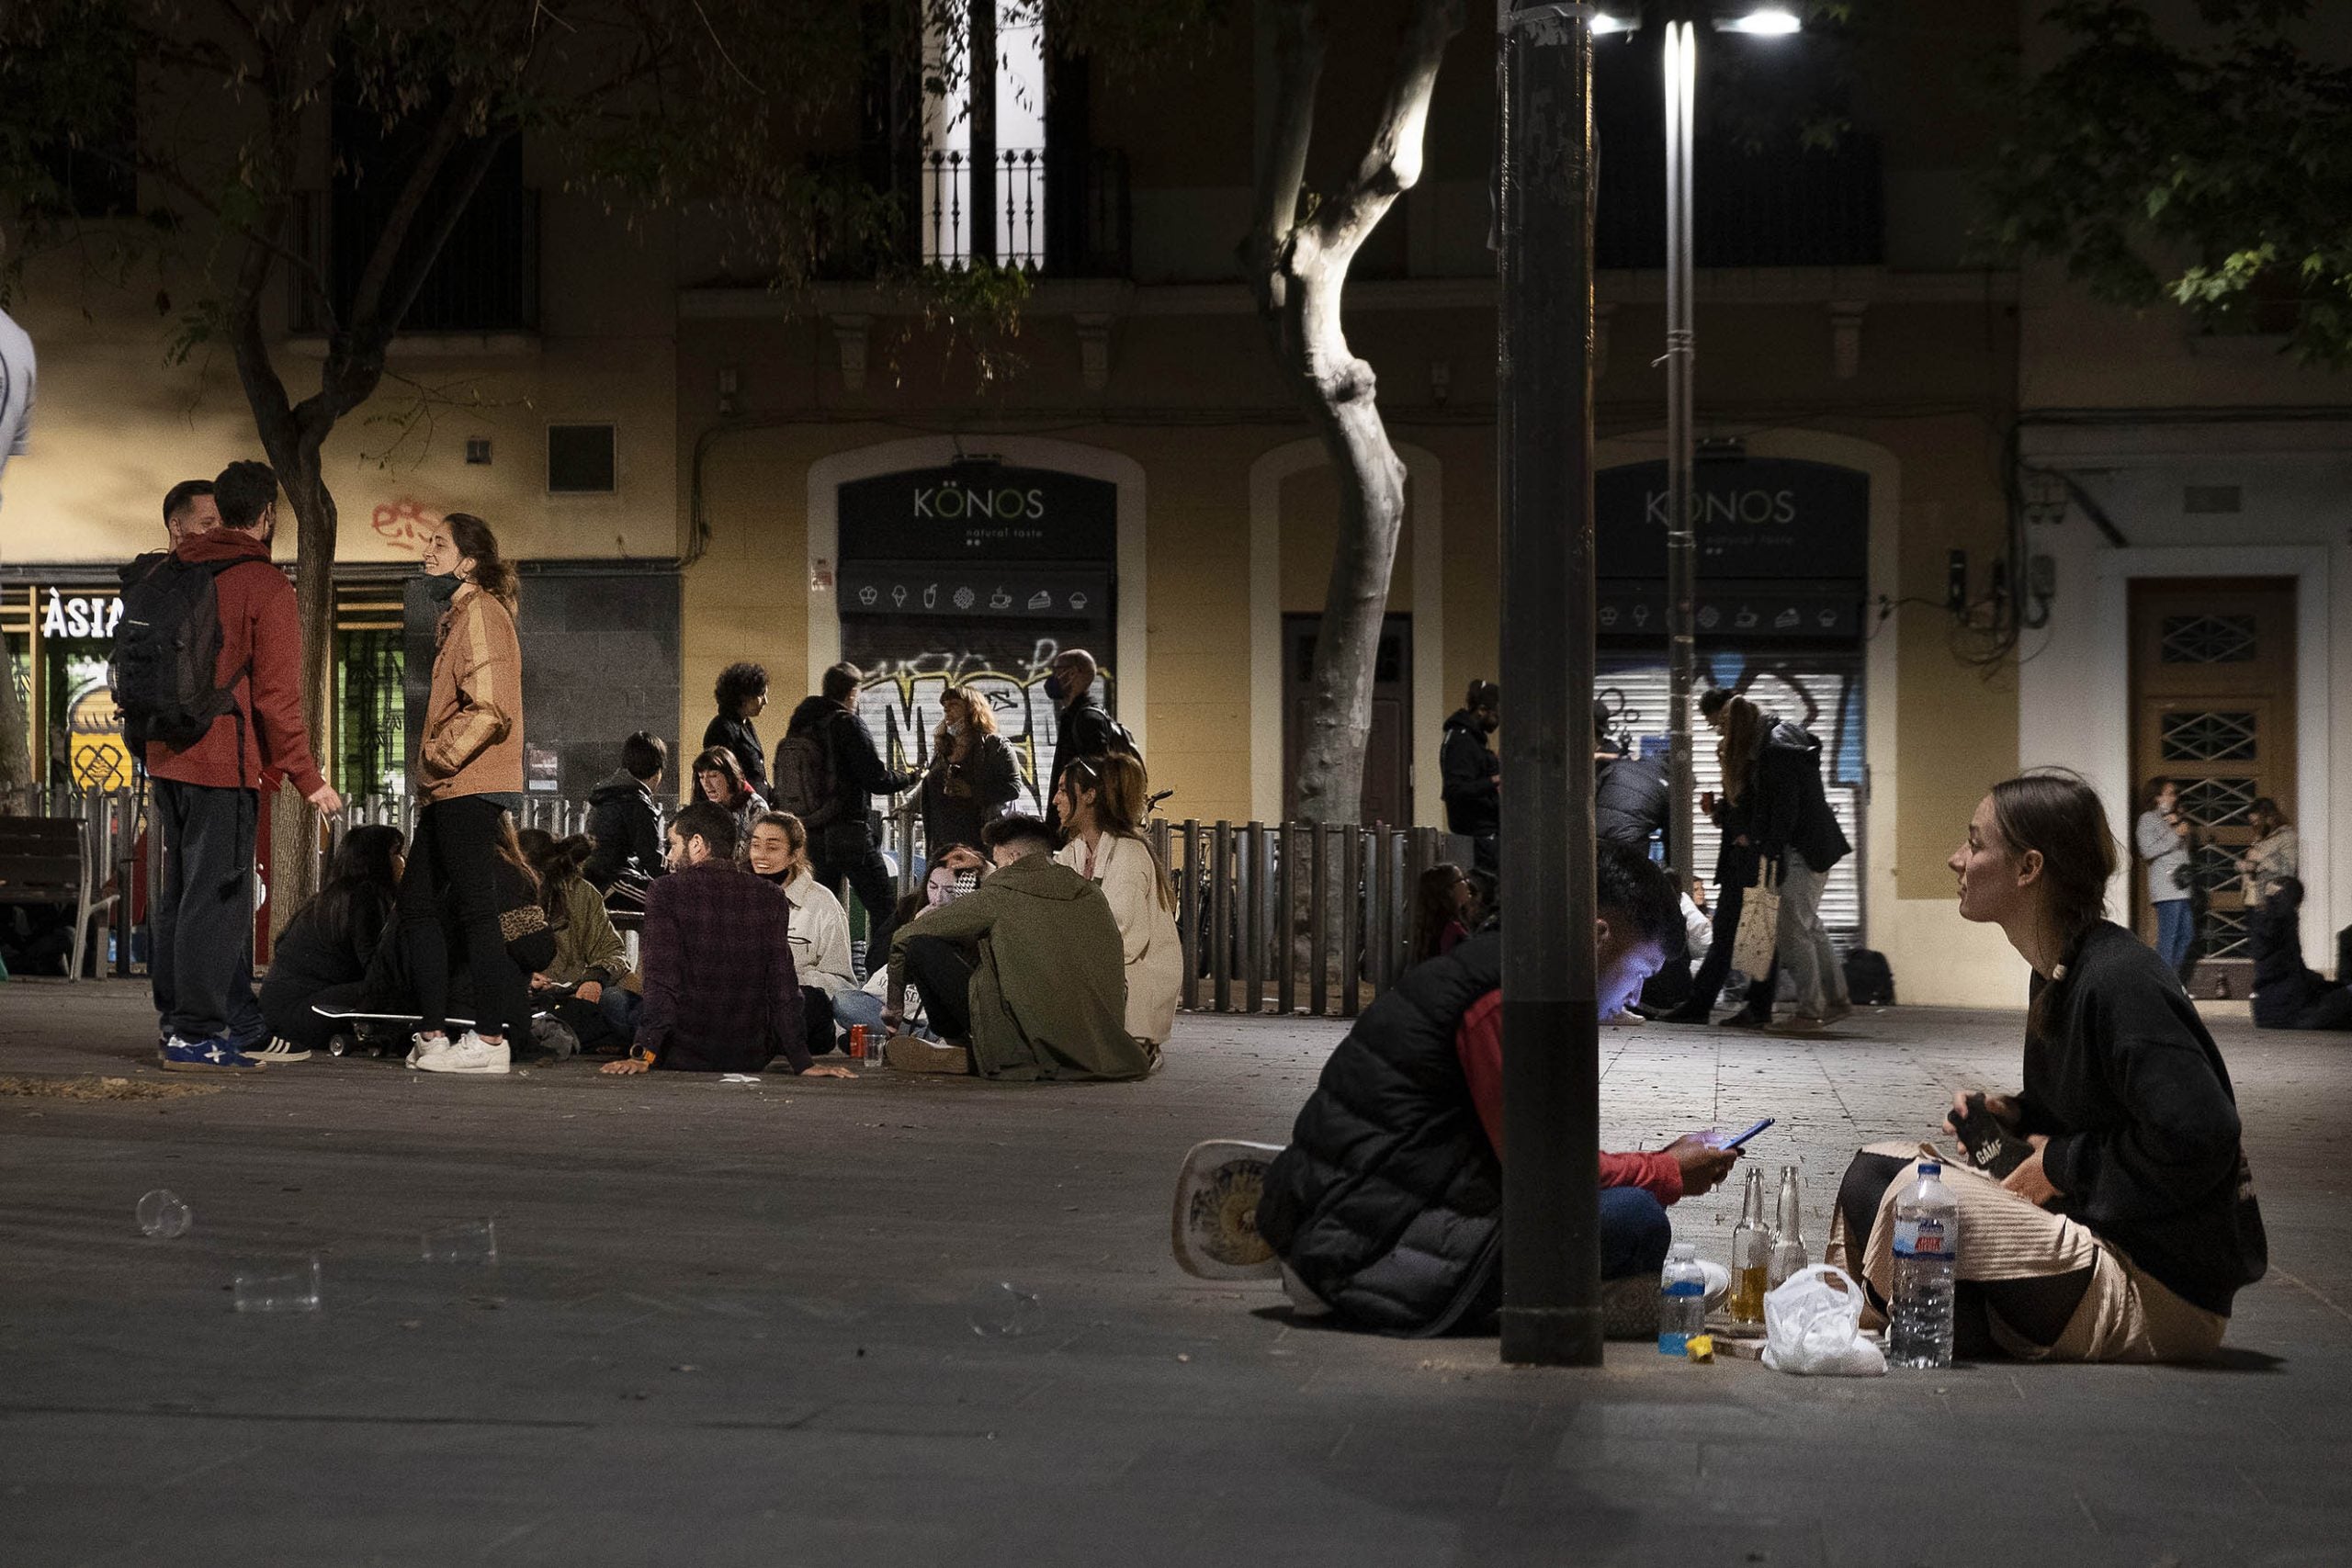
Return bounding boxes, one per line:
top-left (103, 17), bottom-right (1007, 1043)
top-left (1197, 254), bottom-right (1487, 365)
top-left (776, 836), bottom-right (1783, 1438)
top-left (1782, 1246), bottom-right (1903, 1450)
top-left (1052, 752), bottom-right (1181, 1052)
top-left (519, 829), bottom-right (635, 1054)
top-left (1826, 772), bottom-right (2267, 1362)
top-left (584, 730), bottom-right (668, 890)
top-left (1252, 843), bottom-right (1743, 1337)
top-left (600, 803), bottom-right (854, 1079)
top-left (2246, 876), bottom-right (2352, 1032)
top-left (258, 826), bottom-right (405, 1060)
top-left (882, 814), bottom-right (1148, 1081)
top-left (691, 744), bottom-right (766, 854)
top-left (1411, 863), bottom-right (1475, 964)
top-left (860, 863), bottom-right (969, 1038)
top-left (742, 818), bottom-right (855, 1062)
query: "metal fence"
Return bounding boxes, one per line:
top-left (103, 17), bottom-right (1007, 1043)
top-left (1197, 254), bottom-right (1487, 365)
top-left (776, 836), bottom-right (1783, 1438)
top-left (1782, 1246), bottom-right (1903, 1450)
top-left (17, 786), bottom-right (1473, 1018)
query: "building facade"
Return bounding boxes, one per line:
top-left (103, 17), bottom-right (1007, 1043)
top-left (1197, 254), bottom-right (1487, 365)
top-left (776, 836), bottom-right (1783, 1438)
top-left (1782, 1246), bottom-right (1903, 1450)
top-left (5, 1), bottom-right (2115, 1006)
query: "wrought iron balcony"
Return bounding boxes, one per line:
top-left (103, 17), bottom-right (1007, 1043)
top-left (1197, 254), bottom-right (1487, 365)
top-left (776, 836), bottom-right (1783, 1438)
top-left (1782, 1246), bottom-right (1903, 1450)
top-left (919, 145), bottom-right (1130, 276)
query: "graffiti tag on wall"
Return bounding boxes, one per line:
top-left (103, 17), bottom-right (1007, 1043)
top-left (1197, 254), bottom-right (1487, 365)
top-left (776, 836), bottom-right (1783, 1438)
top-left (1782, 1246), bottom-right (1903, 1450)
top-left (850, 638), bottom-right (1073, 817)
top-left (372, 499), bottom-right (441, 553)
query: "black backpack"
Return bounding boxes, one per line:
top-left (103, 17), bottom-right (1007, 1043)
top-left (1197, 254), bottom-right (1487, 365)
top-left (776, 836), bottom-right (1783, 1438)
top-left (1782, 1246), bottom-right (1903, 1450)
top-left (1842, 948), bottom-right (1896, 1007)
top-left (110, 551), bottom-right (246, 751)
top-left (772, 723), bottom-right (841, 829)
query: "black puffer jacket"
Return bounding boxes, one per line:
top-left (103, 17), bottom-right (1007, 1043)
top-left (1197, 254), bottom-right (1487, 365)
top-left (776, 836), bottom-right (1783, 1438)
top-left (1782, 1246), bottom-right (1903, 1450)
top-left (1439, 710), bottom-right (1499, 839)
top-left (1258, 932), bottom-right (1505, 1337)
top-left (583, 769), bottom-right (663, 889)
top-left (1749, 720), bottom-right (1849, 873)
top-left (1594, 750), bottom-right (1669, 851)
top-left (2247, 879), bottom-right (2351, 1029)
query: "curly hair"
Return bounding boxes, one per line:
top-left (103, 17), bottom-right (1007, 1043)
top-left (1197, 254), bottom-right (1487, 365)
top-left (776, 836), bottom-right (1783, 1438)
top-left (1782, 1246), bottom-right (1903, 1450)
top-left (714, 661), bottom-right (768, 716)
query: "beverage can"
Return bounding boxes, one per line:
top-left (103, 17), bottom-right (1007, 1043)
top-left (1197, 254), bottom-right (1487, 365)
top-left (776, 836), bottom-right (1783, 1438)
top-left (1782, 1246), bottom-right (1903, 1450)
top-left (848, 1024), bottom-right (868, 1060)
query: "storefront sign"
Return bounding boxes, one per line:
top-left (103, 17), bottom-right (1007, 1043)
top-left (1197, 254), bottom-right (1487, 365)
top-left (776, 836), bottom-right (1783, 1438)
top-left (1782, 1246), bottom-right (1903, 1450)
top-left (1595, 580), bottom-right (1862, 639)
top-left (1596, 459), bottom-right (1868, 581)
top-left (836, 565), bottom-right (1110, 622)
top-left (40, 589), bottom-right (123, 639)
top-left (837, 464), bottom-right (1118, 563)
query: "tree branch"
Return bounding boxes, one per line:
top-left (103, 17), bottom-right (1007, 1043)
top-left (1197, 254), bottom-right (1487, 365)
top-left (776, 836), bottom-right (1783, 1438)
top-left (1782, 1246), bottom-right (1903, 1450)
top-left (1313, 0), bottom-right (1463, 253)
top-left (1240, 0), bottom-right (1323, 310)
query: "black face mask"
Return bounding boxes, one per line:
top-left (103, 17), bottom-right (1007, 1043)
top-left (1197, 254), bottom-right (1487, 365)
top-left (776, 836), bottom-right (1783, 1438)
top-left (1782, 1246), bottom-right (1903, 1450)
top-left (1043, 673), bottom-right (1065, 704)
top-left (413, 571), bottom-right (462, 612)
top-left (1480, 711), bottom-right (1499, 735)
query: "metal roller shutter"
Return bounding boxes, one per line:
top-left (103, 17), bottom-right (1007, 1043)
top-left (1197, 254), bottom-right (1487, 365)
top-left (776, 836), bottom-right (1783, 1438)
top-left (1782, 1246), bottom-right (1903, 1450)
top-left (1597, 650), bottom-right (1866, 945)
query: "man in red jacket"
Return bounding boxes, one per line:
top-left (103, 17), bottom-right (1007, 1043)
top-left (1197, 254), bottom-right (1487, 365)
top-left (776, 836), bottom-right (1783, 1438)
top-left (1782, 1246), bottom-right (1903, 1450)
top-left (144, 460), bottom-right (341, 1072)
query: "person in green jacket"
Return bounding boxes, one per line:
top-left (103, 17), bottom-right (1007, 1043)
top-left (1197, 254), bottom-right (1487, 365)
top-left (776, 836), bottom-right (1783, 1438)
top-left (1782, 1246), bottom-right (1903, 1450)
top-left (520, 829), bottom-right (634, 1053)
top-left (884, 814), bottom-right (1149, 1081)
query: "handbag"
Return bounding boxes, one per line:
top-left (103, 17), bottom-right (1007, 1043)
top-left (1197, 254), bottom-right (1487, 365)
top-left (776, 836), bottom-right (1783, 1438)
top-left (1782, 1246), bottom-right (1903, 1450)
top-left (1731, 860), bottom-right (1782, 976)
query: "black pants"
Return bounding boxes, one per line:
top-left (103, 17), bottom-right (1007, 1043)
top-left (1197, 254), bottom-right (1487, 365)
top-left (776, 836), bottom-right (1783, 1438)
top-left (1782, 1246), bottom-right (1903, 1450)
top-left (258, 974), bottom-right (344, 1053)
top-left (803, 987), bottom-right (840, 1054)
top-left (812, 821), bottom-right (899, 970)
top-left (149, 779), bottom-right (258, 1043)
top-left (397, 795), bottom-right (528, 1042)
top-left (899, 934), bottom-right (975, 1043)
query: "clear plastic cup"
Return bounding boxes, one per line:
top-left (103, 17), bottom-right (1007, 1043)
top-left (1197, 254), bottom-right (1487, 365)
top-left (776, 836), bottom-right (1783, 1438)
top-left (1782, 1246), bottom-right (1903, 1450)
top-left (967, 1281), bottom-right (1044, 1338)
top-left (136, 1190), bottom-right (192, 1239)
top-left (233, 1257), bottom-right (322, 1314)
top-left (420, 1219), bottom-right (499, 1265)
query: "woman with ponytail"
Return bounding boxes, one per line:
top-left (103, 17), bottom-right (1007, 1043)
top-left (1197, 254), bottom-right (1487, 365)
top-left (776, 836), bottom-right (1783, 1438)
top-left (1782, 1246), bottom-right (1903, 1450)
top-left (1827, 772), bottom-right (2267, 1362)
top-left (398, 511), bottom-right (531, 1075)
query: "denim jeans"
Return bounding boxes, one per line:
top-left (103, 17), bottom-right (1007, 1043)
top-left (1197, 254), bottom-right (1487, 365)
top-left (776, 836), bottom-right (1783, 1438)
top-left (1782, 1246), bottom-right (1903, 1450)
top-left (1773, 852), bottom-right (1850, 1019)
top-left (2154, 897), bottom-right (2195, 972)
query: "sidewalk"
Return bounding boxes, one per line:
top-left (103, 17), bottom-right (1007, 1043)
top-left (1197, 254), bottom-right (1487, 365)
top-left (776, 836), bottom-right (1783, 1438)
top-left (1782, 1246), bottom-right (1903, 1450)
top-left (1, 979), bottom-right (2344, 1566)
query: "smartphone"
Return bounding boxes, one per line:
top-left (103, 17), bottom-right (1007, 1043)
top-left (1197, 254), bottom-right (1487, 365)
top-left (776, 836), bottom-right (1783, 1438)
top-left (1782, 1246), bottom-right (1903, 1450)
top-left (1721, 1117), bottom-right (1774, 1151)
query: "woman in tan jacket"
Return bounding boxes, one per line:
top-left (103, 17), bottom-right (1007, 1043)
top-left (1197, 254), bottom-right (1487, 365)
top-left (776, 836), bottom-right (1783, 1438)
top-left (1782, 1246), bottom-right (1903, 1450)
top-left (398, 512), bottom-right (530, 1075)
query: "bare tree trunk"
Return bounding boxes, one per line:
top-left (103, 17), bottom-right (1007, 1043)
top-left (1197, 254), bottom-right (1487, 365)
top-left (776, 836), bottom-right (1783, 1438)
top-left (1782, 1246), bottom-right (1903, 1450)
top-left (1244, 0), bottom-right (1462, 829)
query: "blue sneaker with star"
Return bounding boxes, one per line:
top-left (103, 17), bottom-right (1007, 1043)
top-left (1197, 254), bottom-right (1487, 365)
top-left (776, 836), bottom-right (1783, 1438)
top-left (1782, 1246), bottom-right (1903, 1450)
top-left (157, 1035), bottom-right (265, 1073)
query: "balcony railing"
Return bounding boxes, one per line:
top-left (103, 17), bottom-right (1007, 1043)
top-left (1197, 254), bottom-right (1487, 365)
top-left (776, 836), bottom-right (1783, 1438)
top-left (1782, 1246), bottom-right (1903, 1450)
top-left (920, 145), bottom-right (1130, 276)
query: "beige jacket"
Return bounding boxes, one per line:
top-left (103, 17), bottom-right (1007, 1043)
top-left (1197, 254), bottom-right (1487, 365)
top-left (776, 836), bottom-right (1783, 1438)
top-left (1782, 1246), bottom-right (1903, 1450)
top-left (417, 581), bottom-right (524, 801)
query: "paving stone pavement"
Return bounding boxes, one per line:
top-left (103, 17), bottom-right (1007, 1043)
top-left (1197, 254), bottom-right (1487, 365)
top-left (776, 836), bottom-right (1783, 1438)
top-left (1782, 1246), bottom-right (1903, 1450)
top-left (1, 979), bottom-right (2346, 1567)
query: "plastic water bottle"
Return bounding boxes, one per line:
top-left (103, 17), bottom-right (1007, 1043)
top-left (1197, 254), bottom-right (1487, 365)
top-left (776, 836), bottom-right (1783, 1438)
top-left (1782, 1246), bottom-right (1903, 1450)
top-left (1657, 1243), bottom-right (1707, 1355)
top-left (1888, 1161), bottom-right (1960, 1368)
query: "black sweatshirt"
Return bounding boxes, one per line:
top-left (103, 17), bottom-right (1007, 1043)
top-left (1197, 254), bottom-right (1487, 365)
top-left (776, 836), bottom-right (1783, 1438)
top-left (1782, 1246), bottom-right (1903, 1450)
top-left (2019, 921), bottom-right (2267, 1315)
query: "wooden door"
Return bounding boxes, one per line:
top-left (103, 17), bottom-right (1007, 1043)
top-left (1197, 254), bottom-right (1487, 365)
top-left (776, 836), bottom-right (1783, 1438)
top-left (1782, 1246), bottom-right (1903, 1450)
top-left (1283, 614), bottom-right (1412, 827)
top-left (2129, 580), bottom-right (2298, 999)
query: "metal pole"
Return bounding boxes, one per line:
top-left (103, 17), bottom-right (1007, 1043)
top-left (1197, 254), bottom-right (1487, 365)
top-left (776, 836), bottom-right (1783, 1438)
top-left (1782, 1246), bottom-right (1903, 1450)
top-left (1664, 15), bottom-right (1699, 883)
top-left (1498, 0), bottom-right (1601, 1368)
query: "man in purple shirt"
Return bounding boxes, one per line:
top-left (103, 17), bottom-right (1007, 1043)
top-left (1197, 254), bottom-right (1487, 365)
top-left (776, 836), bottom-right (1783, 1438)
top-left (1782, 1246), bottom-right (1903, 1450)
top-left (600, 802), bottom-right (855, 1079)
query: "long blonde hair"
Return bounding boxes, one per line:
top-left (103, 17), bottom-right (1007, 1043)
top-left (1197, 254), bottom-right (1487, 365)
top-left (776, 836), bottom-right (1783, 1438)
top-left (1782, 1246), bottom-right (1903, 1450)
top-left (933, 683), bottom-right (1000, 763)
top-left (1066, 751), bottom-right (1179, 915)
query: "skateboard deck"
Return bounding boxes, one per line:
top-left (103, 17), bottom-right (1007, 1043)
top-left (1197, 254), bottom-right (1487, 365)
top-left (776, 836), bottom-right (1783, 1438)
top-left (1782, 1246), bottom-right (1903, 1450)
top-left (311, 1006), bottom-right (549, 1058)
top-left (1170, 1139), bottom-right (1285, 1280)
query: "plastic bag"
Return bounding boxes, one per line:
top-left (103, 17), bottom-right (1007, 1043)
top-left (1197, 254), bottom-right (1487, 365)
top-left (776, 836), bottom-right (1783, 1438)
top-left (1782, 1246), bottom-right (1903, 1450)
top-left (1760, 1264), bottom-right (1886, 1377)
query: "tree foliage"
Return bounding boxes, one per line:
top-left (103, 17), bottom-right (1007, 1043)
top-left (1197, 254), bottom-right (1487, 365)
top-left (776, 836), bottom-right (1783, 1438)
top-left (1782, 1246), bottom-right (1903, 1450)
top-left (1981, 0), bottom-right (2352, 362)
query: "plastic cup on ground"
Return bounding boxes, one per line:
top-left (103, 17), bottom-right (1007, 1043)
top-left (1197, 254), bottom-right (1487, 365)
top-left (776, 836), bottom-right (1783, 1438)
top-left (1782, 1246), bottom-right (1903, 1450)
top-left (420, 1218), bottom-right (499, 1265)
top-left (233, 1257), bottom-right (322, 1314)
top-left (136, 1190), bottom-right (192, 1239)
top-left (967, 1281), bottom-right (1043, 1338)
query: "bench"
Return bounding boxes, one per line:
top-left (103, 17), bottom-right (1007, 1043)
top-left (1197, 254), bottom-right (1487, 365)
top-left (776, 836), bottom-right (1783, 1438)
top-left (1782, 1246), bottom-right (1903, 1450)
top-left (0, 815), bottom-right (111, 982)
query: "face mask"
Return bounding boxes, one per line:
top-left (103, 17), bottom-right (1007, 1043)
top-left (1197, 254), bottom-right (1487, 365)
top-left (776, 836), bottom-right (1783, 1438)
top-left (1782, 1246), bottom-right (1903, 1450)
top-left (411, 572), bottom-right (461, 614)
top-left (944, 721), bottom-right (966, 738)
top-left (1481, 712), bottom-right (1499, 735)
top-left (1042, 674), bottom-right (1064, 703)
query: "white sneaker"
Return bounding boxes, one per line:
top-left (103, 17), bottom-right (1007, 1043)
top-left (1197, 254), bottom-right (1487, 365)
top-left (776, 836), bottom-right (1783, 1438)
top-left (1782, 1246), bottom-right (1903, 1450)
top-left (249, 1038), bottom-right (312, 1064)
top-left (406, 1032), bottom-right (447, 1069)
top-left (413, 1031), bottom-right (511, 1076)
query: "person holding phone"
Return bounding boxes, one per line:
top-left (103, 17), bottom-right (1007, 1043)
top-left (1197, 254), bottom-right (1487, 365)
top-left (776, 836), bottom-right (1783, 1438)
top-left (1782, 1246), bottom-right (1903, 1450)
top-left (1826, 772), bottom-right (2266, 1362)
top-left (1247, 844), bottom-right (1744, 1338)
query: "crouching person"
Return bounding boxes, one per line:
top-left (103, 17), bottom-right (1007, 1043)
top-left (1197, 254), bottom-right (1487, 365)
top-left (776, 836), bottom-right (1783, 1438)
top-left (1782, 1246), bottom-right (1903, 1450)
top-left (1254, 844), bottom-right (1742, 1337)
top-left (881, 814), bottom-right (1150, 1081)
top-left (1826, 773), bottom-right (2267, 1362)
top-left (599, 803), bottom-right (854, 1080)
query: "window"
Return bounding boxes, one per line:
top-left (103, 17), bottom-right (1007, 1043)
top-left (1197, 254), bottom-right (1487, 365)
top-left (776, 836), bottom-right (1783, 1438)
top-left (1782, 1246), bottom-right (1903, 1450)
top-left (922, 1), bottom-right (1049, 269)
top-left (547, 424), bottom-right (616, 494)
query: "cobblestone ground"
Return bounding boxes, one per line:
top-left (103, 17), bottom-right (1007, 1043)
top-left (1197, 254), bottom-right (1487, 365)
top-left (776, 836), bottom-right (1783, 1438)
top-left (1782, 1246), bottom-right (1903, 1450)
top-left (1, 979), bottom-right (2345, 1567)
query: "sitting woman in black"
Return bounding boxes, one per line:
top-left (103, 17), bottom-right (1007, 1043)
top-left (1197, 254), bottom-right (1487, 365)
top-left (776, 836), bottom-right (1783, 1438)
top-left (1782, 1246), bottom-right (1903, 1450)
top-left (2247, 876), bottom-right (2352, 1032)
top-left (258, 826), bottom-right (406, 1059)
top-left (1828, 772), bottom-right (2267, 1362)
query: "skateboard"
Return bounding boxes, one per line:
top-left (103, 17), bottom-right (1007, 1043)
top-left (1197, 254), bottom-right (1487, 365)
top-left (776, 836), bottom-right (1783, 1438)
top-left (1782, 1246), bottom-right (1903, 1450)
top-left (1170, 1139), bottom-right (1285, 1280)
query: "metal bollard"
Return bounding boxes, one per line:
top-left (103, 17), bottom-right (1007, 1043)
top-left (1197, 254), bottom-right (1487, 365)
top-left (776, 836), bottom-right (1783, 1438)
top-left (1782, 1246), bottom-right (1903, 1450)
top-left (1241, 823), bottom-right (1266, 1014)
top-left (1276, 822), bottom-right (1298, 1017)
top-left (1309, 822), bottom-right (1330, 1018)
top-left (1210, 820), bottom-right (1234, 1012)
top-left (1177, 819), bottom-right (1202, 1012)
top-left (1339, 827), bottom-right (1363, 1019)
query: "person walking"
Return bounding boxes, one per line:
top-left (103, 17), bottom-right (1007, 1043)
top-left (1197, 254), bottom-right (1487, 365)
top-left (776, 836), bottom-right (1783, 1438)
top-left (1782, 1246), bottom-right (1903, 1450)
top-left (128, 460), bottom-right (342, 1072)
top-left (2135, 777), bottom-right (2194, 972)
top-left (1660, 694), bottom-right (1776, 1026)
top-left (1043, 649), bottom-right (1131, 834)
top-left (1745, 697), bottom-right (1850, 1032)
top-left (920, 682), bottom-right (1023, 855)
top-left (1440, 681), bottom-right (1501, 878)
top-left (1053, 751), bottom-right (1182, 1055)
top-left (396, 512), bottom-right (529, 1076)
top-left (803, 662), bottom-right (921, 966)
top-left (701, 661), bottom-right (770, 798)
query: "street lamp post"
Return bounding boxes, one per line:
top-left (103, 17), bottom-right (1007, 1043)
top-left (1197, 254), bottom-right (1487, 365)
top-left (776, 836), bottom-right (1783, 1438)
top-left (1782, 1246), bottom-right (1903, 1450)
top-left (1602, 4), bottom-right (1801, 883)
top-left (1497, 0), bottom-right (1602, 1369)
